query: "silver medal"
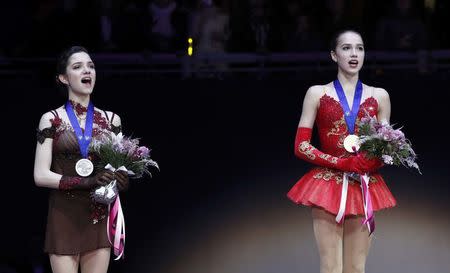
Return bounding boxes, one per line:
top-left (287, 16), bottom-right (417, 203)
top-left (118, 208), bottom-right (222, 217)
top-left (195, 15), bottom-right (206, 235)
top-left (75, 158), bottom-right (94, 177)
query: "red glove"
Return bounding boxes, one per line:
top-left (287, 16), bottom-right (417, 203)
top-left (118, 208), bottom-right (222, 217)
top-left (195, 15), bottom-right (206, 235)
top-left (355, 152), bottom-right (384, 173)
top-left (59, 170), bottom-right (114, 190)
top-left (294, 127), bottom-right (374, 174)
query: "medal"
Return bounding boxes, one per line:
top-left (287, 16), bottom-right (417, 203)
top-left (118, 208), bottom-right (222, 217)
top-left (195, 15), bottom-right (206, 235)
top-left (66, 101), bottom-right (95, 175)
top-left (333, 79), bottom-right (363, 153)
top-left (75, 158), bottom-right (94, 177)
top-left (344, 134), bottom-right (360, 153)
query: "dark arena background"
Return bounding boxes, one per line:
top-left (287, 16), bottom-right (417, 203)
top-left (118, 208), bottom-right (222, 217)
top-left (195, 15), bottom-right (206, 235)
top-left (1, 0), bottom-right (450, 273)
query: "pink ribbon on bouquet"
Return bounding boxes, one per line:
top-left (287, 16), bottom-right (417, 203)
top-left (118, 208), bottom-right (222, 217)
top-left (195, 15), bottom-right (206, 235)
top-left (360, 174), bottom-right (375, 235)
top-left (107, 195), bottom-right (125, 260)
top-left (335, 173), bottom-right (375, 235)
top-left (103, 164), bottom-right (133, 260)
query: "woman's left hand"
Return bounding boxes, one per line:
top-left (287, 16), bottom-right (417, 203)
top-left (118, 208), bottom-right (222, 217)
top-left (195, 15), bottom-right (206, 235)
top-left (356, 152), bottom-right (384, 173)
top-left (115, 171), bottom-right (129, 191)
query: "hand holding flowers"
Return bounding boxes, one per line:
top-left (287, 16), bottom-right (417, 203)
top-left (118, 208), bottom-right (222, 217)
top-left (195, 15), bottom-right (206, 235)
top-left (90, 131), bottom-right (159, 204)
top-left (357, 113), bottom-right (421, 174)
top-left (88, 130), bottom-right (159, 260)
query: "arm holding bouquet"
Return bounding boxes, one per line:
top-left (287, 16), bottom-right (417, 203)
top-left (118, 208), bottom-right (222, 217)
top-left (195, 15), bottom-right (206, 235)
top-left (90, 127), bottom-right (159, 203)
top-left (89, 126), bottom-right (159, 260)
top-left (294, 86), bottom-right (383, 174)
top-left (34, 112), bottom-right (114, 190)
top-left (357, 90), bottom-right (421, 173)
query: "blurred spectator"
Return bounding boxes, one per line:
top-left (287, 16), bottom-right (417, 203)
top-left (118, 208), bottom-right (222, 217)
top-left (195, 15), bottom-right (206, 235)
top-left (98, 0), bottom-right (117, 51)
top-left (72, 0), bottom-right (103, 50)
top-left (147, 0), bottom-right (187, 52)
top-left (21, 0), bottom-right (61, 56)
top-left (285, 13), bottom-right (324, 51)
top-left (114, 0), bottom-right (148, 51)
top-left (249, 0), bottom-right (271, 52)
top-left (325, 0), bottom-right (345, 27)
top-left (190, 0), bottom-right (230, 53)
top-left (320, 0), bottom-right (348, 40)
top-left (228, 0), bottom-right (281, 52)
top-left (249, 0), bottom-right (269, 52)
top-left (189, 0), bottom-right (230, 78)
top-left (374, 0), bottom-right (427, 50)
top-left (431, 0), bottom-right (450, 48)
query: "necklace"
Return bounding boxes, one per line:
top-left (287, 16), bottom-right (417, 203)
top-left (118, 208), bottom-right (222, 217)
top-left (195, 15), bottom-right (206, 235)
top-left (68, 100), bottom-right (88, 123)
top-left (77, 114), bottom-right (87, 123)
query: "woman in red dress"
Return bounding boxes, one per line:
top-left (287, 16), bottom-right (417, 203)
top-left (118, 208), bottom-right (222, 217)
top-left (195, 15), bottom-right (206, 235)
top-left (287, 30), bottom-right (396, 273)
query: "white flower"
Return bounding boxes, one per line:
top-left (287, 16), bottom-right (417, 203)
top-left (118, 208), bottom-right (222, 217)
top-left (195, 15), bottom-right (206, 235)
top-left (110, 132), bottom-right (124, 143)
top-left (382, 154), bottom-right (394, 165)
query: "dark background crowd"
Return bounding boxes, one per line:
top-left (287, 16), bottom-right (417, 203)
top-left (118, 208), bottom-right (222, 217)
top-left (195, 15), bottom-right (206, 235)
top-left (1, 0), bottom-right (449, 58)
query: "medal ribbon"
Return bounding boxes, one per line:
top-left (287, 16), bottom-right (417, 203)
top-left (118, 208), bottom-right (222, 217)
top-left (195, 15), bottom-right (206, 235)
top-left (65, 101), bottom-right (94, 158)
top-left (333, 79), bottom-right (363, 134)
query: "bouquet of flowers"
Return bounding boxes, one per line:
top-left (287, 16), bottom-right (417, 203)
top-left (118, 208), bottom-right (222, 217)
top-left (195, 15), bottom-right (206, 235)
top-left (357, 113), bottom-right (421, 174)
top-left (90, 131), bottom-right (159, 204)
top-left (89, 130), bottom-right (158, 260)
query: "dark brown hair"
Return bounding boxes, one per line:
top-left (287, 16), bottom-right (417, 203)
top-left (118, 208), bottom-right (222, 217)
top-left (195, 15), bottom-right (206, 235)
top-left (330, 29), bottom-right (363, 51)
top-left (55, 46), bottom-right (89, 93)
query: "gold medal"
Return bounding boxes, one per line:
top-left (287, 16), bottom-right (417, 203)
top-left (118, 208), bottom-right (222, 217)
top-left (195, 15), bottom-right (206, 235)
top-left (343, 134), bottom-right (360, 153)
top-left (75, 158), bottom-right (94, 177)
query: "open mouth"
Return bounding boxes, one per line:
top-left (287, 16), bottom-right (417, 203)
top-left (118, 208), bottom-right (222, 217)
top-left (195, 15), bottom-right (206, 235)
top-left (81, 77), bottom-right (92, 85)
top-left (348, 60), bottom-right (358, 67)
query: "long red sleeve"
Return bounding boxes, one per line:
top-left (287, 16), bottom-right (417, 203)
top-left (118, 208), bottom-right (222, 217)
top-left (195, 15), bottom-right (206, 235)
top-left (294, 127), bottom-right (343, 169)
top-left (294, 127), bottom-right (383, 174)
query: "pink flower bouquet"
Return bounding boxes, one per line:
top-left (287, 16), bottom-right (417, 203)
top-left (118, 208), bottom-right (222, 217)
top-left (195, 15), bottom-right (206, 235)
top-left (358, 113), bottom-right (421, 174)
top-left (89, 131), bottom-right (159, 260)
top-left (91, 131), bottom-right (159, 179)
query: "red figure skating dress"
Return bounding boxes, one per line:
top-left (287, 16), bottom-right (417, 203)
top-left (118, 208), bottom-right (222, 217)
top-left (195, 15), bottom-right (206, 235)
top-left (287, 94), bottom-right (397, 216)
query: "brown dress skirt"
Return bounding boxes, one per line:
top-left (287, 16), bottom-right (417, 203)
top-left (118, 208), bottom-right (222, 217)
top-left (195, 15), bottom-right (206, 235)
top-left (44, 189), bottom-right (110, 254)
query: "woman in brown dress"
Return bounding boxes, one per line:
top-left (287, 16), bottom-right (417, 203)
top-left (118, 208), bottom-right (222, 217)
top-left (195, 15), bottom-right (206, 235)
top-left (34, 46), bottom-right (129, 273)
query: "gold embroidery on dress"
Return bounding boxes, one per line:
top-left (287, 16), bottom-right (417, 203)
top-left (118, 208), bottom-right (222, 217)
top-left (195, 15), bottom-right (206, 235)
top-left (318, 154), bottom-right (339, 164)
top-left (298, 141), bottom-right (316, 160)
top-left (327, 117), bottom-right (347, 148)
top-left (312, 168), bottom-right (378, 184)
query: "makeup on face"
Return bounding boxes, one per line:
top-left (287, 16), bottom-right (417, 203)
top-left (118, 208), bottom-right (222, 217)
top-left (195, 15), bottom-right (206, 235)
top-left (334, 32), bottom-right (365, 73)
top-left (65, 52), bottom-right (96, 94)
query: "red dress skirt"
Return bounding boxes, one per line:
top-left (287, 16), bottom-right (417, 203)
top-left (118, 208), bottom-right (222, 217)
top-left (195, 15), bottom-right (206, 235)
top-left (287, 167), bottom-right (396, 216)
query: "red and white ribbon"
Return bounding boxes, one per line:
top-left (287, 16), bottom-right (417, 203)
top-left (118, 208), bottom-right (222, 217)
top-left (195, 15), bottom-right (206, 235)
top-left (335, 173), bottom-right (375, 235)
top-left (107, 195), bottom-right (125, 260)
top-left (335, 173), bottom-right (349, 224)
top-left (360, 174), bottom-right (375, 235)
top-left (104, 164), bottom-right (130, 260)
